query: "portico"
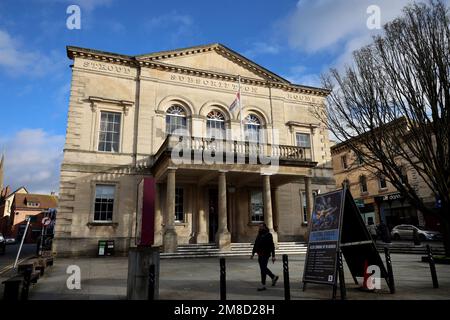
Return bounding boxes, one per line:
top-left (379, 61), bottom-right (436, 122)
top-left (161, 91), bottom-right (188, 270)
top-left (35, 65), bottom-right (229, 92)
top-left (151, 134), bottom-right (317, 252)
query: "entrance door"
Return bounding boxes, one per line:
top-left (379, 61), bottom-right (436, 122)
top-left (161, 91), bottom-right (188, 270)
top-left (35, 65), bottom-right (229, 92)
top-left (208, 189), bottom-right (218, 243)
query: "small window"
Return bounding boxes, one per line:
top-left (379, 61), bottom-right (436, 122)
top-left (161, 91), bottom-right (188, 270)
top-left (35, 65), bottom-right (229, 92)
top-left (250, 190), bottom-right (264, 222)
top-left (175, 187), bottom-right (184, 222)
top-left (27, 202), bottom-right (39, 207)
top-left (356, 153), bottom-right (364, 165)
top-left (98, 111), bottom-right (121, 152)
top-left (94, 185), bottom-right (115, 221)
top-left (296, 133), bottom-right (311, 148)
top-left (399, 166), bottom-right (408, 184)
top-left (341, 179), bottom-right (350, 189)
top-left (378, 174), bottom-right (387, 189)
top-left (360, 175), bottom-right (368, 193)
top-left (341, 155), bottom-right (348, 169)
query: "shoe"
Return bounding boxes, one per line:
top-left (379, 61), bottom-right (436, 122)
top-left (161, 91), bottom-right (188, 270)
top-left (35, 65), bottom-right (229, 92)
top-left (257, 286), bottom-right (267, 291)
top-left (272, 276), bottom-right (279, 286)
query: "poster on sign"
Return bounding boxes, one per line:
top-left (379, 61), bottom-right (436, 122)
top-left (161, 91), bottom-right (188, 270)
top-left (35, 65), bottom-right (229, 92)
top-left (303, 189), bottom-right (344, 285)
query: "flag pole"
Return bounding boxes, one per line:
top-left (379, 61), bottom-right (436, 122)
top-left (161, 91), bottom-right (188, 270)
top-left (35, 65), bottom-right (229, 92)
top-left (238, 75), bottom-right (243, 141)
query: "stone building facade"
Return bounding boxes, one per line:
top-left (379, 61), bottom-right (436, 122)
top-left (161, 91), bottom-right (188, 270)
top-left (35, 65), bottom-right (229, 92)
top-left (53, 43), bottom-right (335, 256)
top-left (331, 141), bottom-right (440, 230)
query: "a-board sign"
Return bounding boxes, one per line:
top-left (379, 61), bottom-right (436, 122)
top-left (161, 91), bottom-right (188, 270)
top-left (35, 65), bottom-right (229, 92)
top-left (302, 186), bottom-right (393, 297)
top-left (303, 189), bottom-right (344, 285)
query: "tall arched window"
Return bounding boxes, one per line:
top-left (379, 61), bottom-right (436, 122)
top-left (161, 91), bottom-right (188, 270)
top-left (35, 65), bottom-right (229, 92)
top-left (244, 114), bottom-right (261, 142)
top-left (166, 105), bottom-right (187, 135)
top-left (206, 110), bottom-right (226, 139)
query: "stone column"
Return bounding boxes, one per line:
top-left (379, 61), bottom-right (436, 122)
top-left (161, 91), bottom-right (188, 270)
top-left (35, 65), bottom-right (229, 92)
top-left (263, 174), bottom-right (278, 244)
top-left (272, 187), bottom-right (279, 232)
top-left (304, 176), bottom-right (314, 242)
top-left (305, 176), bottom-right (313, 222)
top-left (216, 171), bottom-right (231, 250)
top-left (153, 183), bottom-right (163, 247)
top-left (196, 186), bottom-right (209, 243)
top-left (163, 168), bottom-right (177, 253)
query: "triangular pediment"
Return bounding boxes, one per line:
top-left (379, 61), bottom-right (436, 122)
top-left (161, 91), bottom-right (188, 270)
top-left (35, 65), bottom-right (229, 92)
top-left (136, 43), bottom-right (289, 83)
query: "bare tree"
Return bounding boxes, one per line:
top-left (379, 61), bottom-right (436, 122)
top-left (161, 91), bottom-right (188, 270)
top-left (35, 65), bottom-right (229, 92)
top-left (315, 1), bottom-right (450, 255)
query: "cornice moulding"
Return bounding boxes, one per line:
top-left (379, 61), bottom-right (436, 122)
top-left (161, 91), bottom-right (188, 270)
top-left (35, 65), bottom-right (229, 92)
top-left (67, 46), bottom-right (331, 97)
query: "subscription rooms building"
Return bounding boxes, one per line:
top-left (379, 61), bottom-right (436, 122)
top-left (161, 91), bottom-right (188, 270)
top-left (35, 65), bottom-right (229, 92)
top-left (54, 43), bottom-right (335, 256)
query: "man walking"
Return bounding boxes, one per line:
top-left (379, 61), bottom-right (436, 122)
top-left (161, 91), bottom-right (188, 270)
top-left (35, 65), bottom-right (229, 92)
top-left (251, 223), bottom-right (279, 291)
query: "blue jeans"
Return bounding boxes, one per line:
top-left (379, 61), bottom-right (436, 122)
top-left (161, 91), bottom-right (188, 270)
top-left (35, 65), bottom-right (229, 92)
top-left (258, 255), bottom-right (275, 285)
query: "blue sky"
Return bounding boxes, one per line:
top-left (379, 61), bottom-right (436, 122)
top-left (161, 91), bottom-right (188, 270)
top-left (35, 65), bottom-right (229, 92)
top-left (0, 0), bottom-right (420, 193)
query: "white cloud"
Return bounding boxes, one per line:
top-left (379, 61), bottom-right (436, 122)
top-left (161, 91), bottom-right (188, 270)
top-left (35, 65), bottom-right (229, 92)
top-left (71, 0), bottom-right (113, 11)
top-left (44, 0), bottom-right (113, 12)
top-left (283, 0), bottom-right (418, 70)
top-left (285, 72), bottom-right (321, 88)
top-left (0, 129), bottom-right (64, 194)
top-left (144, 11), bottom-right (195, 44)
top-left (0, 29), bottom-right (66, 77)
top-left (146, 12), bottom-right (193, 29)
top-left (244, 42), bottom-right (281, 58)
top-left (285, 0), bottom-right (413, 52)
top-left (283, 64), bottom-right (322, 87)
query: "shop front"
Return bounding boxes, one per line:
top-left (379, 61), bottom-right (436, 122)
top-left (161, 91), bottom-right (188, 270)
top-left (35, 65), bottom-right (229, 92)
top-left (375, 193), bottom-right (419, 230)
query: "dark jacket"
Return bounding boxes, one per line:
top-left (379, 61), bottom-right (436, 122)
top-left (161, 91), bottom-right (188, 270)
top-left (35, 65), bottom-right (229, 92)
top-left (252, 231), bottom-right (275, 257)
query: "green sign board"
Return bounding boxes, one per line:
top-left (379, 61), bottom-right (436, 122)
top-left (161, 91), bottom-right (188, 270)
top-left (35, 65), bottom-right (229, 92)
top-left (354, 199), bottom-right (365, 208)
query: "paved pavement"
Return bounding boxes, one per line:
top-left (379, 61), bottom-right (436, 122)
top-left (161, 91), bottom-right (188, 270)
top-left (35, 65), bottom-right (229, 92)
top-left (0, 244), bottom-right (36, 275)
top-left (1, 253), bottom-right (449, 300)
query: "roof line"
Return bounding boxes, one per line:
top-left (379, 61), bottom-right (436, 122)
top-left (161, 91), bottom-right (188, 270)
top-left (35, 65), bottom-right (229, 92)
top-left (66, 44), bottom-right (330, 94)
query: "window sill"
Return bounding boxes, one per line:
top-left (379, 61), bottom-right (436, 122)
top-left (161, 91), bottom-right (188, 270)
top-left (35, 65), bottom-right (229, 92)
top-left (302, 222), bottom-right (308, 226)
top-left (96, 150), bottom-right (121, 154)
top-left (378, 188), bottom-right (388, 193)
top-left (248, 222), bottom-right (264, 226)
top-left (360, 191), bottom-right (369, 196)
top-left (87, 222), bottom-right (118, 228)
top-left (174, 222), bottom-right (188, 227)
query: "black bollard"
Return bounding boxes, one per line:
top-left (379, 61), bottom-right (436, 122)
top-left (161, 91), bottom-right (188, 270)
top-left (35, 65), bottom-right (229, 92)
top-left (384, 247), bottom-right (396, 294)
top-left (426, 245), bottom-right (439, 288)
top-left (20, 267), bottom-right (31, 300)
top-left (282, 254), bottom-right (290, 300)
top-left (148, 264), bottom-right (155, 300)
top-left (220, 258), bottom-right (226, 300)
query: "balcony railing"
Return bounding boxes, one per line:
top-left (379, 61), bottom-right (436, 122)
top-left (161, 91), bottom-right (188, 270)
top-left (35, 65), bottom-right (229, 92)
top-left (153, 135), bottom-right (313, 166)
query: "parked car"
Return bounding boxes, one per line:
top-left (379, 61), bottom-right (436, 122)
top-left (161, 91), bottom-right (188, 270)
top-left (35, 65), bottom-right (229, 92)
top-left (0, 233), bottom-right (5, 254)
top-left (391, 224), bottom-right (442, 241)
top-left (5, 237), bottom-right (16, 245)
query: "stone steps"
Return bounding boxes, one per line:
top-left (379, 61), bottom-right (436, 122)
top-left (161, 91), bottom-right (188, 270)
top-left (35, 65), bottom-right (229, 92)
top-left (160, 242), bottom-right (308, 259)
top-left (160, 241), bottom-right (446, 258)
